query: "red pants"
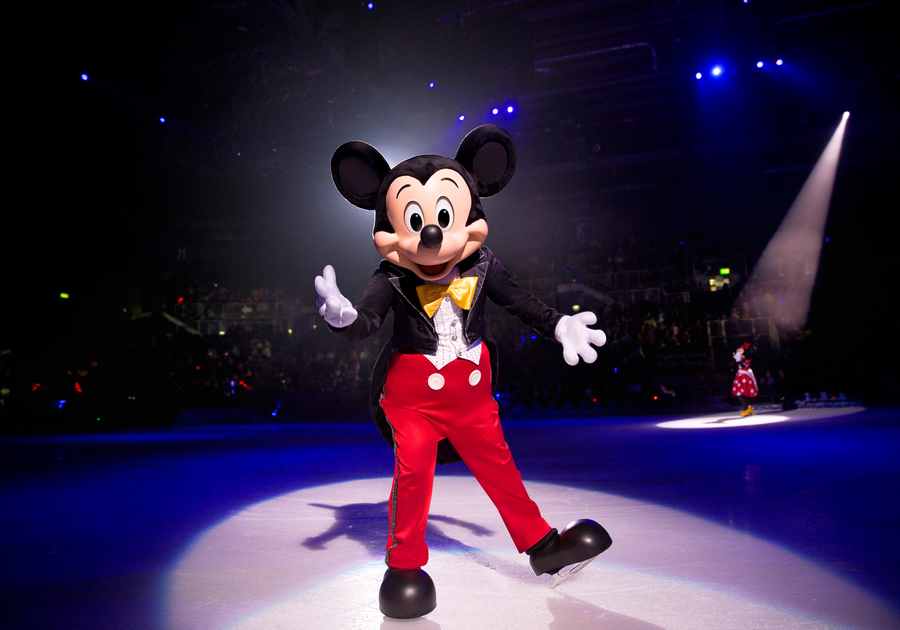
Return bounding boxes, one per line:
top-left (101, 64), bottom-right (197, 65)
top-left (379, 345), bottom-right (551, 569)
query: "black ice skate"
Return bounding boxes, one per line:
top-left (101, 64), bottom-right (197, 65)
top-left (378, 567), bottom-right (437, 619)
top-left (526, 519), bottom-right (612, 589)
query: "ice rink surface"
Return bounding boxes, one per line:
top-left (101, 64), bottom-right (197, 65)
top-left (2, 406), bottom-right (898, 629)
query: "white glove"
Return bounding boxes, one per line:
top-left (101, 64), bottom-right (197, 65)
top-left (314, 265), bottom-right (358, 328)
top-left (555, 312), bottom-right (607, 366)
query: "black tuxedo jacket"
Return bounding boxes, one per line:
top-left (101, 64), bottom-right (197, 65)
top-left (331, 246), bottom-right (563, 464)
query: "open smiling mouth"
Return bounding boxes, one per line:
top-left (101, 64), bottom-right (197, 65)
top-left (418, 262), bottom-right (448, 276)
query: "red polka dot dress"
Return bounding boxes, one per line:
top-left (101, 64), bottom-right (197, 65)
top-left (731, 351), bottom-right (758, 397)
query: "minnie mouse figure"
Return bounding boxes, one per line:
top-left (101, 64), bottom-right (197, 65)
top-left (316, 125), bottom-right (611, 619)
top-left (732, 342), bottom-right (759, 416)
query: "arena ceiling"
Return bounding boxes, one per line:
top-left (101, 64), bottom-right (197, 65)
top-left (23, 0), bottom-right (898, 284)
top-left (41, 0), bottom-right (895, 177)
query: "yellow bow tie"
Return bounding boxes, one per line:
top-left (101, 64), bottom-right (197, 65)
top-left (416, 276), bottom-right (478, 318)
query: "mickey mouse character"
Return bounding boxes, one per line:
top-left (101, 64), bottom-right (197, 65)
top-left (317, 125), bottom-right (611, 619)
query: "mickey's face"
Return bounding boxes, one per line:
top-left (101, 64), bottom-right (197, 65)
top-left (374, 168), bottom-right (488, 281)
top-left (331, 126), bottom-right (516, 278)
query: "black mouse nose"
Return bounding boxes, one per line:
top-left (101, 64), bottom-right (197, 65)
top-left (420, 225), bottom-right (443, 249)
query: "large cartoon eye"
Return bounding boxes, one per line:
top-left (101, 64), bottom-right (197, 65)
top-left (436, 197), bottom-right (454, 232)
top-left (404, 202), bottom-right (424, 234)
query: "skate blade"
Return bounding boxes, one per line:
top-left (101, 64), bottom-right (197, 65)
top-left (549, 554), bottom-right (598, 589)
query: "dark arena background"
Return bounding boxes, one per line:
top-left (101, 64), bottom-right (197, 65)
top-left (4, 1), bottom-right (899, 629)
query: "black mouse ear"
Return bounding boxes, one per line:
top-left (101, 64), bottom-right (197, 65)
top-left (331, 141), bottom-right (391, 210)
top-left (455, 125), bottom-right (517, 197)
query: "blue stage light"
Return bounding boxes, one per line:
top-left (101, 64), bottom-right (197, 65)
top-left (367, 2), bottom-right (373, 9)
top-left (428, 81), bottom-right (435, 88)
top-left (458, 114), bottom-right (465, 122)
top-left (507, 105), bottom-right (514, 113)
top-left (81, 73), bottom-right (88, 81)
top-left (492, 108), bottom-right (499, 115)
top-left (695, 72), bottom-right (702, 80)
top-left (776, 59), bottom-right (784, 66)
top-left (756, 61), bottom-right (764, 68)
top-left (159, 117), bottom-right (166, 123)
top-left (711, 65), bottom-right (723, 77)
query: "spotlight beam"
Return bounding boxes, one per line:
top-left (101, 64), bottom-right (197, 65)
top-left (740, 114), bottom-right (849, 330)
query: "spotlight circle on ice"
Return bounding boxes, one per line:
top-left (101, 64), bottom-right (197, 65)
top-left (163, 473), bottom-right (893, 629)
top-left (658, 413), bottom-right (792, 429)
top-left (657, 408), bottom-right (862, 429)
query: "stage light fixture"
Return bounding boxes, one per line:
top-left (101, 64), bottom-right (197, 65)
top-left (756, 61), bottom-right (764, 68)
top-left (492, 108), bottom-right (499, 115)
top-left (367, 2), bottom-right (374, 9)
top-left (776, 59), bottom-right (784, 66)
top-left (159, 117), bottom-right (166, 123)
top-left (458, 114), bottom-right (466, 122)
top-left (428, 82), bottom-right (435, 88)
top-left (507, 105), bottom-right (514, 113)
top-left (81, 73), bottom-right (88, 81)
top-left (696, 72), bottom-right (702, 79)
top-left (843, 111), bottom-right (850, 119)
top-left (711, 65), bottom-right (723, 77)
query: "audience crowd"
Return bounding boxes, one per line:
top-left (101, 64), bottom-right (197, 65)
top-left (2, 237), bottom-right (894, 433)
